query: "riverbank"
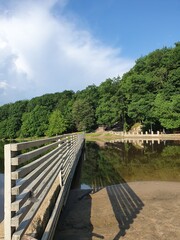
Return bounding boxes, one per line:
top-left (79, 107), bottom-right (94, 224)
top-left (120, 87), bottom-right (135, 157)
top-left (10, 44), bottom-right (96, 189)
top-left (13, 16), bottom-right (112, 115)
top-left (1, 132), bottom-right (180, 143)
top-left (0, 181), bottom-right (180, 239)
top-left (85, 132), bottom-right (180, 142)
top-left (55, 181), bottom-right (180, 240)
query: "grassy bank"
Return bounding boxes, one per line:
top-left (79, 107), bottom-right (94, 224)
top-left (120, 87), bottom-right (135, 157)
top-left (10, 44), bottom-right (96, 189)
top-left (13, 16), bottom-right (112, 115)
top-left (85, 132), bottom-right (121, 142)
top-left (85, 132), bottom-right (180, 142)
top-left (1, 132), bottom-right (179, 143)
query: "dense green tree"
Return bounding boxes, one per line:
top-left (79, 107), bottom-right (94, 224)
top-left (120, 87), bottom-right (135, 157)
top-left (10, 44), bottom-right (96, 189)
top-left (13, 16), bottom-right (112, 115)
top-left (5, 117), bottom-right (21, 139)
top-left (0, 100), bottom-right (28, 138)
top-left (46, 110), bottom-right (67, 136)
top-left (75, 85), bottom-right (99, 109)
top-left (56, 90), bottom-right (74, 113)
top-left (0, 103), bottom-right (10, 121)
top-left (20, 106), bottom-right (50, 137)
top-left (0, 42), bottom-right (179, 138)
top-left (27, 93), bottom-right (60, 112)
top-left (120, 42), bottom-right (180, 131)
top-left (63, 100), bottom-right (76, 132)
top-left (121, 74), bottom-right (156, 125)
top-left (98, 78), bottom-right (119, 97)
top-left (0, 120), bottom-right (8, 139)
top-left (154, 94), bottom-right (180, 130)
top-left (8, 100), bottom-right (28, 138)
top-left (96, 95), bottom-right (121, 127)
top-left (96, 78), bottom-right (123, 128)
top-left (72, 99), bottom-right (95, 132)
top-left (56, 91), bottom-right (75, 132)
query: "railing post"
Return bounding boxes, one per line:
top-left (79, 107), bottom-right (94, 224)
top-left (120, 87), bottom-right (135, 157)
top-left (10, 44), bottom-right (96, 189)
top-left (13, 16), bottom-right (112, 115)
top-left (57, 138), bottom-right (61, 147)
top-left (59, 170), bottom-right (63, 187)
top-left (4, 144), bottom-right (16, 240)
top-left (4, 133), bottom-right (85, 240)
top-left (58, 137), bottom-right (63, 187)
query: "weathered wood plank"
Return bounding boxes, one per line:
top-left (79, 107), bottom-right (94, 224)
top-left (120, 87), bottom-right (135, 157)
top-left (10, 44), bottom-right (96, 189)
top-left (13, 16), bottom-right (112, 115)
top-left (11, 163), bottom-right (62, 240)
top-left (11, 160), bottom-right (62, 227)
top-left (4, 144), bottom-right (14, 239)
top-left (10, 134), bottom-right (74, 151)
top-left (11, 192), bottom-right (30, 212)
top-left (4, 133), bottom-right (85, 240)
top-left (11, 140), bottom-right (64, 166)
top-left (11, 148), bottom-right (64, 195)
top-left (11, 151), bottom-right (63, 211)
top-left (41, 146), bottom-right (83, 240)
top-left (11, 142), bottom-right (67, 180)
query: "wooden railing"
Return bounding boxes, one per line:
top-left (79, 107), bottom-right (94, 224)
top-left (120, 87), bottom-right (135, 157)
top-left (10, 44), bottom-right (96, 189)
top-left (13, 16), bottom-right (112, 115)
top-left (4, 133), bottom-right (85, 240)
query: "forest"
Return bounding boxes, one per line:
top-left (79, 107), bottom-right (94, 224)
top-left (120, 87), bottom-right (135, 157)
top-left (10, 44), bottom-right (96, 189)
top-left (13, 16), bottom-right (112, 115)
top-left (0, 42), bottom-right (179, 139)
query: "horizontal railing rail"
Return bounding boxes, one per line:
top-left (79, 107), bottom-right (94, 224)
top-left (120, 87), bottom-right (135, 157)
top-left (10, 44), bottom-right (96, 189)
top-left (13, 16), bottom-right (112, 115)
top-left (4, 133), bottom-right (85, 240)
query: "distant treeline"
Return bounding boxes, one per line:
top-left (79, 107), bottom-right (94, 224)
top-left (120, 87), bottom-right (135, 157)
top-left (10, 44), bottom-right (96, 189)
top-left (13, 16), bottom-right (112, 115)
top-left (0, 42), bottom-right (180, 139)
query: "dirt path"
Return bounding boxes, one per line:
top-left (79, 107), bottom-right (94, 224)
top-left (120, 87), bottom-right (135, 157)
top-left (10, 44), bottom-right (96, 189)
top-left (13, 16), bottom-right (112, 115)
top-left (55, 181), bottom-right (180, 240)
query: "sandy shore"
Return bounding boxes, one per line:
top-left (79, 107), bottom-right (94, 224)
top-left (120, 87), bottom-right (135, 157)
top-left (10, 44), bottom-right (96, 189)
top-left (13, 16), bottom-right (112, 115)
top-left (85, 132), bottom-right (180, 142)
top-left (55, 181), bottom-right (180, 240)
top-left (1, 181), bottom-right (180, 239)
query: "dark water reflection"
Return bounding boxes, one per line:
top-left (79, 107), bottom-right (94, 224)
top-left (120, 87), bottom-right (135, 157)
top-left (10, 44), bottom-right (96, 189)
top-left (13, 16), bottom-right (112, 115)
top-left (81, 140), bottom-right (180, 189)
top-left (0, 140), bottom-right (180, 221)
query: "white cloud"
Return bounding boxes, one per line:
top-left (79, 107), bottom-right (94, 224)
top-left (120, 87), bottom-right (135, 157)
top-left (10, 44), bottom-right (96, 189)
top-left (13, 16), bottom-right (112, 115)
top-left (0, 0), bottom-right (134, 105)
top-left (0, 81), bottom-right (8, 90)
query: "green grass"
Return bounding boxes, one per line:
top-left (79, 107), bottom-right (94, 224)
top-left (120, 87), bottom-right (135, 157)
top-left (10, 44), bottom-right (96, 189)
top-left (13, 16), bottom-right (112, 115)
top-left (85, 132), bottom-right (123, 142)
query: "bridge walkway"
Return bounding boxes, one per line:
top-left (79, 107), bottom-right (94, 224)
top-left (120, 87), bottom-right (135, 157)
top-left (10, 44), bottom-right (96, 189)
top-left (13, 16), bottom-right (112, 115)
top-left (4, 133), bottom-right (85, 240)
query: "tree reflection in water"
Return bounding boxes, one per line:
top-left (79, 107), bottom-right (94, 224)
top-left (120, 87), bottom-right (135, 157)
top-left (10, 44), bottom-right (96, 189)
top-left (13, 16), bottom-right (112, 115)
top-left (81, 141), bottom-right (180, 189)
top-left (79, 140), bottom-right (180, 239)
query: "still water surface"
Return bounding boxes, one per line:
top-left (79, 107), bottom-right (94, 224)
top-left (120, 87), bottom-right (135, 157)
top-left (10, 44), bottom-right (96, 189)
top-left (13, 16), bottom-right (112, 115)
top-left (80, 140), bottom-right (180, 189)
top-left (0, 139), bottom-right (180, 221)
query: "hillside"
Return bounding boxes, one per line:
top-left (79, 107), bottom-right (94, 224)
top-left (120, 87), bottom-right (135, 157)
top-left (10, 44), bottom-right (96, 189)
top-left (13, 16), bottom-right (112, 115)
top-left (0, 42), bottom-right (180, 139)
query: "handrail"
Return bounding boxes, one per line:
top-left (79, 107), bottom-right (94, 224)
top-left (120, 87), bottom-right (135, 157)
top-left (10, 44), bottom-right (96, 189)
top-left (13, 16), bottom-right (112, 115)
top-left (4, 133), bottom-right (85, 240)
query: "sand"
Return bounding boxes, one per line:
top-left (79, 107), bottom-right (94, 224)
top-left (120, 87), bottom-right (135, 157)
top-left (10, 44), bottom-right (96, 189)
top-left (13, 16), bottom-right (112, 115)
top-left (55, 181), bottom-right (180, 240)
top-left (1, 181), bottom-right (180, 240)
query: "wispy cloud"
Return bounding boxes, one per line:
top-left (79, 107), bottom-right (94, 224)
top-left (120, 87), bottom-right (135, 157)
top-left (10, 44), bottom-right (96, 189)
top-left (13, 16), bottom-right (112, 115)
top-left (0, 0), bottom-right (134, 105)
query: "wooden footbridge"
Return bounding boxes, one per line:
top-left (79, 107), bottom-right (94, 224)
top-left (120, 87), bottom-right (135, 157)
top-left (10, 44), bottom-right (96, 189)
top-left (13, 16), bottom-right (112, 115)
top-left (4, 133), bottom-right (85, 240)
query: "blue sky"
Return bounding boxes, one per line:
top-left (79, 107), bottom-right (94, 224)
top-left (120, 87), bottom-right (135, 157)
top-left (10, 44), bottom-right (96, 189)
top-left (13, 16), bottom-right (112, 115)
top-left (0, 0), bottom-right (179, 105)
top-left (63, 0), bottom-right (180, 58)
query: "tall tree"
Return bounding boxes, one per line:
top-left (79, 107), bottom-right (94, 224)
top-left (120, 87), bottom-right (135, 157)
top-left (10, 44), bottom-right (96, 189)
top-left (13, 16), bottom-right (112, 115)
top-left (72, 99), bottom-right (96, 132)
top-left (96, 78), bottom-right (122, 128)
top-left (154, 94), bottom-right (180, 130)
top-left (20, 106), bottom-right (50, 137)
top-left (46, 110), bottom-right (67, 136)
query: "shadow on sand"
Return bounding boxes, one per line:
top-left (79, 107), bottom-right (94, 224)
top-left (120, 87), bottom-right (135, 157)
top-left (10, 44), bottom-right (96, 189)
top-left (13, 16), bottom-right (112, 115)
top-left (106, 182), bottom-right (144, 239)
top-left (54, 152), bottom-right (144, 240)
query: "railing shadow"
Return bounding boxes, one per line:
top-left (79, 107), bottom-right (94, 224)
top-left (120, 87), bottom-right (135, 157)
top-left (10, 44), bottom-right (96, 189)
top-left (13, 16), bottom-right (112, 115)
top-left (54, 181), bottom-right (143, 240)
top-left (54, 146), bottom-right (144, 240)
top-left (54, 189), bottom-right (93, 240)
top-left (106, 180), bottom-right (144, 239)
top-left (54, 150), bottom-right (105, 240)
top-left (54, 150), bottom-right (92, 239)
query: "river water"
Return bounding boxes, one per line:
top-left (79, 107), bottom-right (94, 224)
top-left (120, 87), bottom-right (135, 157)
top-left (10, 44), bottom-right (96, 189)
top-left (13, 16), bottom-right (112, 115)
top-left (0, 139), bottom-right (180, 222)
top-left (80, 140), bottom-right (180, 189)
